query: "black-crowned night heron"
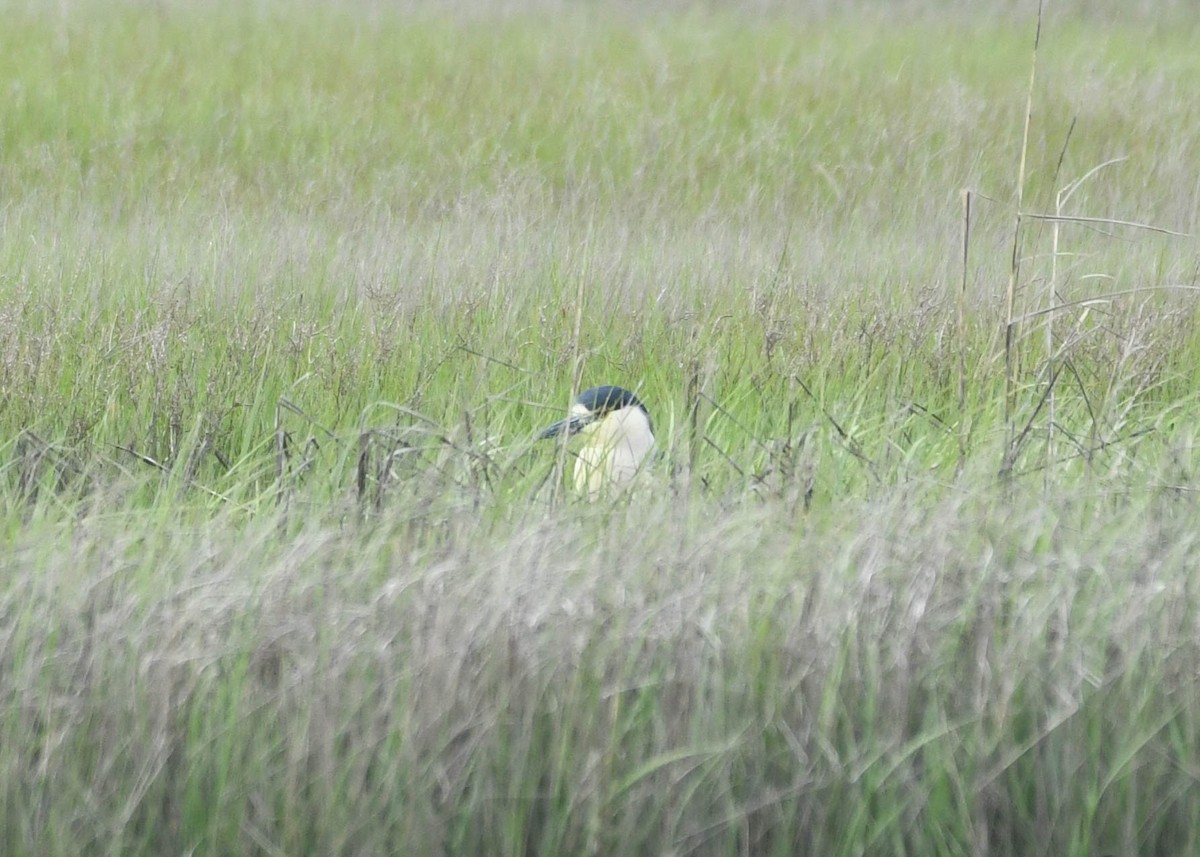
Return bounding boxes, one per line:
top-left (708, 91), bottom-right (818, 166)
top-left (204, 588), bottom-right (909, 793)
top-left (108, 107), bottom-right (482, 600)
top-left (539, 385), bottom-right (655, 499)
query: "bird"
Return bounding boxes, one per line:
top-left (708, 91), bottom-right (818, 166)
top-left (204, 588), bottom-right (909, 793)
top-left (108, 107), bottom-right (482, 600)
top-left (539, 385), bottom-right (655, 499)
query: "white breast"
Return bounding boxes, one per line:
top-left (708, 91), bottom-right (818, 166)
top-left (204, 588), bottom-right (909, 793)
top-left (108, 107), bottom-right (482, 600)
top-left (572, 405), bottom-right (655, 500)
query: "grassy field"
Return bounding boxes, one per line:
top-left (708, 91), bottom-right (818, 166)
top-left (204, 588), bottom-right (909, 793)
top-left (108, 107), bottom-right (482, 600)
top-left (2, 1), bottom-right (1200, 854)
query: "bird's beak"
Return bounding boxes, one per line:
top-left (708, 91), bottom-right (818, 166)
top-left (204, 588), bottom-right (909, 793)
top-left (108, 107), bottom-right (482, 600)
top-left (538, 413), bottom-right (589, 440)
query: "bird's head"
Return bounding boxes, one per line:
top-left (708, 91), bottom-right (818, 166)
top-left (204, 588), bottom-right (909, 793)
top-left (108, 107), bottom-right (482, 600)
top-left (538, 385), bottom-right (652, 441)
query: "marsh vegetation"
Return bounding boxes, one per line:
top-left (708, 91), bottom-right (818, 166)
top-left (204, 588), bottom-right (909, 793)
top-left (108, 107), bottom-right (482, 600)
top-left (2, 1), bottom-right (1199, 854)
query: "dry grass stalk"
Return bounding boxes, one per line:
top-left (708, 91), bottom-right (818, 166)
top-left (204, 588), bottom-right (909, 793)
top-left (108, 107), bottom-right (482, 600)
top-left (958, 188), bottom-right (972, 476)
top-left (1003, 0), bottom-right (1044, 469)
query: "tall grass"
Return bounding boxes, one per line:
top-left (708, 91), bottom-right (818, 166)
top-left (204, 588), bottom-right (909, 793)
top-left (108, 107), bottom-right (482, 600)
top-left (6, 482), bottom-right (1200, 855)
top-left (1, 1), bottom-right (1199, 854)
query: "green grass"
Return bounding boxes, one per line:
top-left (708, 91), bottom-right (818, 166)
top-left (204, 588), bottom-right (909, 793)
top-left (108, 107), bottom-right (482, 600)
top-left (2, 1), bottom-right (1200, 854)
